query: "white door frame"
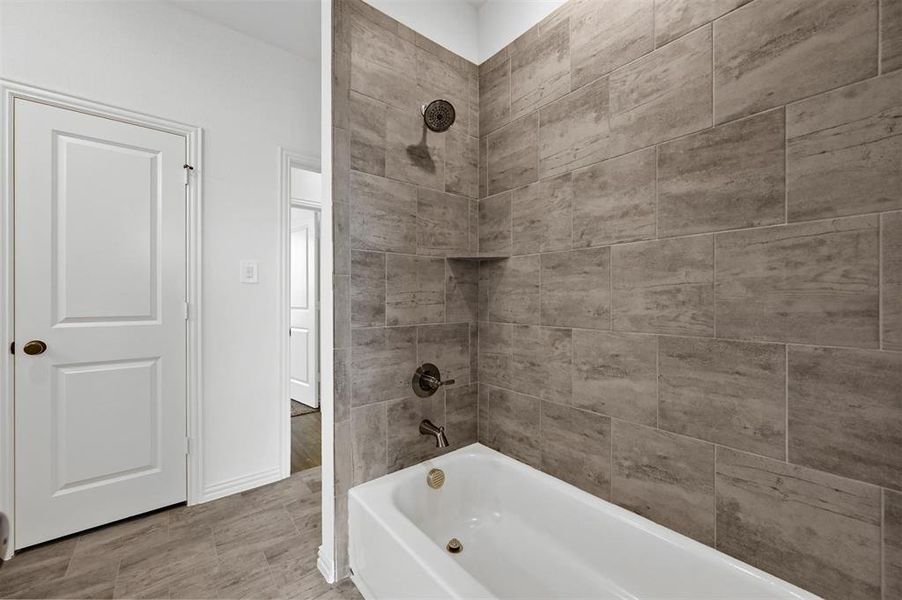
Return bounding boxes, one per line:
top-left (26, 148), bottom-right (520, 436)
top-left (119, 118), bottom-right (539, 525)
top-left (0, 80), bottom-right (204, 559)
top-left (278, 148), bottom-right (336, 580)
top-left (279, 148), bottom-right (322, 479)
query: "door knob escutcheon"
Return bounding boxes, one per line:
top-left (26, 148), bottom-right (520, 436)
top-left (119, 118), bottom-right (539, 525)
top-left (23, 340), bottom-right (47, 356)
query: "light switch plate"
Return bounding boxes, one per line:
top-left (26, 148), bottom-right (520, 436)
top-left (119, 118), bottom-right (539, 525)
top-left (240, 260), bottom-right (259, 284)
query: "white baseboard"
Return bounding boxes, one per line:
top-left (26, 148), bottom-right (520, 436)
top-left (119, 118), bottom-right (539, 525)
top-left (317, 545), bottom-right (335, 583)
top-left (199, 467), bottom-right (282, 503)
top-left (350, 572), bottom-right (374, 600)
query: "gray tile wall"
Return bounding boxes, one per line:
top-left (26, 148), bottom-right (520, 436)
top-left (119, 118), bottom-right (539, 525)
top-left (475, 0), bottom-right (901, 597)
top-left (332, 0), bottom-right (480, 577)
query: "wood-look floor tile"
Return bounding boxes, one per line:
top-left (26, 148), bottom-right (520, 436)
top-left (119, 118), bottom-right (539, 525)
top-left (0, 538), bottom-right (78, 598)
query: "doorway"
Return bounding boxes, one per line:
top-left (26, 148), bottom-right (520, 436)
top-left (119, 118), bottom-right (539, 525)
top-left (8, 95), bottom-right (197, 550)
top-left (286, 162), bottom-right (322, 473)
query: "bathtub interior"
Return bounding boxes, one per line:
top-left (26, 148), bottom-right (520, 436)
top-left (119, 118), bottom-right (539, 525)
top-left (371, 445), bottom-right (816, 600)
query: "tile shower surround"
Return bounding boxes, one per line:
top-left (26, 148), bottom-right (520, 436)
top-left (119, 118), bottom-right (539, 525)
top-left (333, 0), bottom-right (902, 597)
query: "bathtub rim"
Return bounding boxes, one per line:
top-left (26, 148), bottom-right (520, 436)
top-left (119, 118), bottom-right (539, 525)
top-left (348, 442), bottom-right (819, 600)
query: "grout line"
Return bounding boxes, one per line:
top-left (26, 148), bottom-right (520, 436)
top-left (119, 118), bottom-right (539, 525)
top-left (655, 335), bottom-right (660, 428)
top-left (784, 344), bottom-right (790, 462)
top-left (712, 231), bottom-right (717, 338)
top-left (878, 0), bottom-right (884, 76)
top-left (881, 488), bottom-right (886, 600)
top-left (784, 107), bottom-right (789, 224)
top-left (710, 21), bottom-right (715, 126)
top-left (880, 213), bottom-right (884, 350)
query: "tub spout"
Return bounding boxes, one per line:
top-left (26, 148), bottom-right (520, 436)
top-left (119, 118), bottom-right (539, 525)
top-left (420, 419), bottom-right (449, 448)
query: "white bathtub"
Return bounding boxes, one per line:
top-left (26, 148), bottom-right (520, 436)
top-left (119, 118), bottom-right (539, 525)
top-left (348, 443), bottom-right (818, 600)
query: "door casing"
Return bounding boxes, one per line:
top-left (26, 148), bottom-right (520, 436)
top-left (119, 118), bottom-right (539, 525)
top-left (0, 80), bottom-right (204, 559)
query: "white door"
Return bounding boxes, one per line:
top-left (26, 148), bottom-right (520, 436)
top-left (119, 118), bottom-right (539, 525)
top-left (290, 207), bottom-right (318, 407)
top-left (14, 99), bottom-right (188, 548)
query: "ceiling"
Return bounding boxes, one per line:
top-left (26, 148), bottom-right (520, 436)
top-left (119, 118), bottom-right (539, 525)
top-left (168, 0), bottom-right (321, 62)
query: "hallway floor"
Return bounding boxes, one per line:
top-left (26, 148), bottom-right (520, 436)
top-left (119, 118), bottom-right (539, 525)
top-left (0, 468), bottom-right (360, 599)
top-left (291, 409), bottom-right (322, 473)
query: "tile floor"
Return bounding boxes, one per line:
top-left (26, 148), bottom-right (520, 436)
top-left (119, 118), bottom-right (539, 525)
top-left (291, 411), bottom-right (322, 474)
top-left (0, 468), bottom-right (361, 599)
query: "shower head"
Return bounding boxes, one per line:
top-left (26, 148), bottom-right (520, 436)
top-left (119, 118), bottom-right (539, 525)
top-left (422, 99), bottom-right (456, 132)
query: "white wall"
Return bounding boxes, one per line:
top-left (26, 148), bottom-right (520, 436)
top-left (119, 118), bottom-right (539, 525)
top-left (365, 0), bottom-right (480, 62)
top-left (477, 0), bottom-right (566, 61)
top-left (363, 0), bottom-right (566, 64)
top-left (0, 0), bottom-right (321, 498)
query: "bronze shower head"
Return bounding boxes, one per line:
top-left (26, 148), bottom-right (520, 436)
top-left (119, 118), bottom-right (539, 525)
top-left (422, 99), bottom-right (456, 132)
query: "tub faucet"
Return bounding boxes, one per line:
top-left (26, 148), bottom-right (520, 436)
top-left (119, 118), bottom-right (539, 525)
top-left (420, 419), bottom-right (449, 448)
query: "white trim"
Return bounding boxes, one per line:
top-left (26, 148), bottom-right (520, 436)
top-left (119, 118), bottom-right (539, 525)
top-left (200, 466), bottom-right (282, 502)
top-left (319, 0), bottom-right (336, 583)
top-left (0, 79), bottom-right (204, 558)
top-left (278, 147), bottom-right (321, 480)
top-left (318, 548), bottom-right (336, 585)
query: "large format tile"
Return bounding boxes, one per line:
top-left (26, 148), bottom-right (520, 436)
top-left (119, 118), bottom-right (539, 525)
top-left (477, 321), bottom-right (512, 389)
top-left (444, 129), bottom-right (478, 199)
top-left (569, 0), bottom-right (653, 89)
top-left (487, 114), bottom-right (539, 195)
top-left (478, 192), bottom-right (512, 255)
top-left (350, 171), bottom-right (416, 253)
top-left (446, 384), bottom-right (479, 449)
top-left (445, 260), bottom-right (478, 323)
top-left (571, 148), bottom-right (656, 247)
top-left (418, 323), bottom-right (470, 387)
top-left (540, 247), bottom-right (611, 329)
top-left (887, 489), bottom-right (902, 599)
top-left (416, 188), bottom-right (471, 256)
top-left (608, 25), bottom-right (712, 156)
top-left (787, 71), bottom-right (902, 221)
top-left (349, 11), bottom-right (417, 112)
top-left (385, 254), bottom-right (445, 326)
top-left (350, 326), bottom-right (417, 405)
top-left (571, 330), bottom-right (657, 426)
top-left (715, 447), bottom-right (882, 600)
top-left (509, 325), bottom-right (572, 403)
top-left (541, 401), bottom-right (612, 499)
top-left (654, 0), bottom-right (751, 46)
top-left (0, 538), bottom-right (77, 598)
top-left (715, 217), bottom-right (880, 347)
top-left (334, 274), bottom-right (351, 350)
top-left (385, 107), bottom-right (445, 190)
top-left (511, 173), bottom-right (572, 255)
top-left (612, 421), bottom-right (715, 544)
top-left (478, 50), bottom-right (510, 136)
top-left (886, 212), bottom-right (902, 351)
top-left (479, 255), bottom-right (541, 324)
top-left (10, 562), bottom-right (118, 600)
top-left (349, 92), bottom-right (387, 177)
top-left (350, 250), bottom-right (385, 328)
top-left (68, 512), bottom-right (169, 576)
top-left (612, 236), bottom-right (714, 335)
top-left (659, 337), bottom-right (785, 458)
top-left (415, 45), bottom-right (471, 137)
top-left (385, 395), bottom-right (445, 472)
top-left (789, 346), bottom-right (902, 490)
top-left (485, 386), bottom-right (542, 468)
top-left (538, 77), bottom-right (611, 178)
top-left (657, 108), bottom-right (785, 237)
top-left (884, 0), bottom-right (902, 73)
top-left (509, 20), bottom-right (570, 119)
top-left (351, 402), bottom-right (388, 484)
top-left (713, 0), bottom-right (878, 123)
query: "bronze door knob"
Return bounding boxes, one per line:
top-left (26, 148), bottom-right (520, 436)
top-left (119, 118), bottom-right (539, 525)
top-left (23, 340), bottom-right (47, 355)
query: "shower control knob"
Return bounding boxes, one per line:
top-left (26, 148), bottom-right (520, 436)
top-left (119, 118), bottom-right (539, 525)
top-left (412, 363), bottom-right (453, 397)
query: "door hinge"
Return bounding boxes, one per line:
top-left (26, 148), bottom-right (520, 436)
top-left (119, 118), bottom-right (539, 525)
top-left (9, 341), bottom-right (14, 355)
top-left (183, 164), bottom-right (194, 185)
top-left (183, 301), bottom-right (190, 320)
top-left (185, 437), bottom-right (192, 455)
